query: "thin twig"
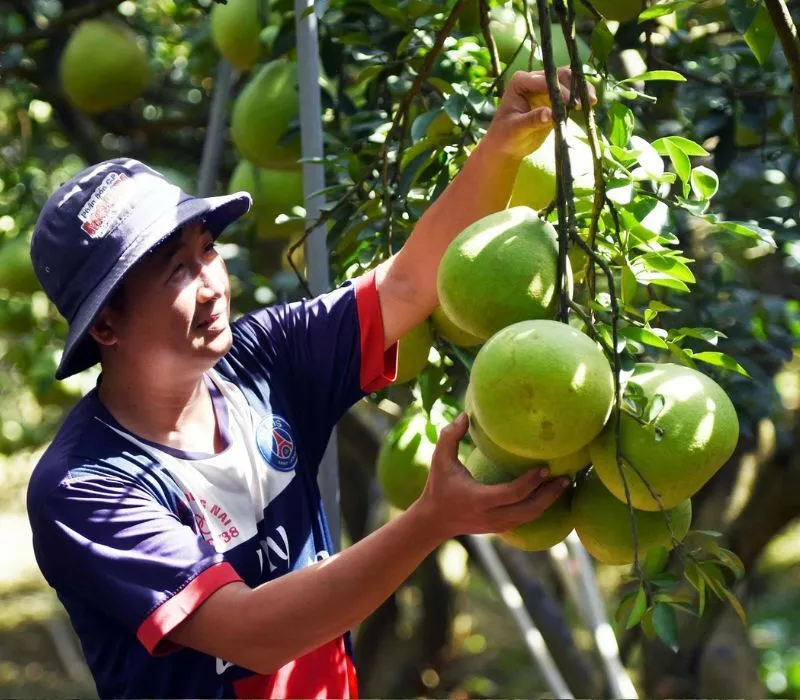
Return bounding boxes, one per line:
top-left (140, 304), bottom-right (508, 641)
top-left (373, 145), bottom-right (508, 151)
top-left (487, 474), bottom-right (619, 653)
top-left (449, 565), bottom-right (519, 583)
top-left (763, 0), bottom-right (800, 143)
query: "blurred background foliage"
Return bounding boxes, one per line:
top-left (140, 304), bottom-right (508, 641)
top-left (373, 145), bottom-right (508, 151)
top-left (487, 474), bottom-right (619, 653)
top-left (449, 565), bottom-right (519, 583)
top-left (0, 0), bottom-right (799, 697)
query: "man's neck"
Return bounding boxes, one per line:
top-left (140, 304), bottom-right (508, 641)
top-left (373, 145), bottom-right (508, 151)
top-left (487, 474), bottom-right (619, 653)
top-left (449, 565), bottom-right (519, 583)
top-left (98, 370), bottom-right (223, 454)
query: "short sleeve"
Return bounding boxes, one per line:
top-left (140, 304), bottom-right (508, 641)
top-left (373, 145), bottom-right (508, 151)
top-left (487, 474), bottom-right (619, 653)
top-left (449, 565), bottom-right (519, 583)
top-left (228, 269), bottom-right (398, 432)
top-left (31, 471), bottom-right (242, 656)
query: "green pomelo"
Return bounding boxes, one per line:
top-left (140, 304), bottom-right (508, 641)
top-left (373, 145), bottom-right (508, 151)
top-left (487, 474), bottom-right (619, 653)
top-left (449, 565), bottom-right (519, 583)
top-left (0, 237), bottom-right (40, 295)
top-left (210, 0), bottom-right (264, 70)
top-left (488, 6), bottom-right (528, 63)
top-left (466, 384), bottom-right (588, 476)
top-left (465, 449), bottom-right (574, 551)
top-left (60, 20), bottom-right (149, 114)
top-left (573, 471), bottom-right (691, 566)
top-left (591, 0), bottom-right (642, 22)
top-left (505, 33), bottom-right (590, 85)
top-left (431, 306), bottom-right (482, 347)
top-left (509, 120), bottom-right (595, 212)
top-left (393, 322), bottom-right (434, 384)
top-left (589, 363), bottom-right (740, 511)
top-left (470, 320), bottom-right (614, 460)
top-left (437, 207), bottom-right (571, 341)
top-left (377, 412), bottom-right (437, 511)
top-left (231, 59), bottom-right (300, 170)
top-left (228, 161), bottom-right (304, 239)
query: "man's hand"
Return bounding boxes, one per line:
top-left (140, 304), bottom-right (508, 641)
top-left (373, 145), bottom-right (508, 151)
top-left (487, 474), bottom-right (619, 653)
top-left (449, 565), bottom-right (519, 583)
top-left (416, 413), bottom-right (570, 540)
top-left (483, 68), bottom-right (598, 161)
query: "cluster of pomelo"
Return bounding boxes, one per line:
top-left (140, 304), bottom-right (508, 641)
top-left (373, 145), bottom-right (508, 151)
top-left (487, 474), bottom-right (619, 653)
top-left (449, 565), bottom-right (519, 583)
top-left (378, 92), bottom-right (739, 568)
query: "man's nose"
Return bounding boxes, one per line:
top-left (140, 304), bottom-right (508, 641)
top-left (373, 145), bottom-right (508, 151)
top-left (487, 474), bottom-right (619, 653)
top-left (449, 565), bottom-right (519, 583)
top-left (196, 260), bottom-right (224, 302)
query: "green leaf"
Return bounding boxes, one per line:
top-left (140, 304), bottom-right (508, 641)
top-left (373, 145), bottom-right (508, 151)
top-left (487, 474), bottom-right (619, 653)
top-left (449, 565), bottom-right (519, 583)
top-left (691, 166), bottom-right (719, 200)
top-left (652, 136), bottom-right (710, 157)
top-left (664, 140), bottom-right (691, 193)
top-left (591, 22), bottom-right (614, 63)
top-left (717, 220), bottom-right (776, 247)
top-left (354, 64), bottom-right (384, 86)
top-left (652, 603), bottom-right (679, 652)
top-left (639, 0), bottom-right (696, 20)
top-left (640, 254), bottom-right (696, 283)
top-left (626, 586), bottom-right (648, 629)
top-left (621, 70), bottom-right (686, 83)
top-left (644, 545), bottom-right (670, 576)
top-left (691, 351), bottom-right (751, 377)
top-left (716, 548), bottom-right (746, 580)
top-left (721, 587), bottom-right (748, 627)
top-left (670, 327), bottom-right (726, 345)
top-left (744, 3), bottom-right (776, 64)
top-left (424, 419), bottom-right (438, 444)
top-left (618, 326), bottom-right (669, 349)
top-left (727, 0), bottom-right (760, 33)
top-left (610, 103), bottom-right (635, 149)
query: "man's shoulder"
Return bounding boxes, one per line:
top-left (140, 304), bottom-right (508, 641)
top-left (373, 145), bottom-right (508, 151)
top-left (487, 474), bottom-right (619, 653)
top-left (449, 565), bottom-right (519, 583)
top-left (26, 392), bottom-right (162, 516)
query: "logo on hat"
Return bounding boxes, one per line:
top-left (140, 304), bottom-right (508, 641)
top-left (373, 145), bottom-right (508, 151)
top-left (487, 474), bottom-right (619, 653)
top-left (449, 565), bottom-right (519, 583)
top-left (77, 171), bottom-right (137, 238)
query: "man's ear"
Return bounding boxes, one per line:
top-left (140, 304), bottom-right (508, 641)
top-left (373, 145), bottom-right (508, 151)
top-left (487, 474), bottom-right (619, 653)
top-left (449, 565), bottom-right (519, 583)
top-left (88, 308), bottom-right (119, 348)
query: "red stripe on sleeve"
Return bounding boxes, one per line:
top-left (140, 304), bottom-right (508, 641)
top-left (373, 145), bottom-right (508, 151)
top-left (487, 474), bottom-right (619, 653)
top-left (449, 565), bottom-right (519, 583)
top-left (354, 270), bottom-right (398, 393)
top-left (136, 561), bottom-right (242, 655)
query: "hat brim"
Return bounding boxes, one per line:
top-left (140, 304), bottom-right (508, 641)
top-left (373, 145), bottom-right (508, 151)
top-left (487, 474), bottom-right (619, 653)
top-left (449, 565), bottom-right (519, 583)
top-left (55, 191), bottom-right (252, 380)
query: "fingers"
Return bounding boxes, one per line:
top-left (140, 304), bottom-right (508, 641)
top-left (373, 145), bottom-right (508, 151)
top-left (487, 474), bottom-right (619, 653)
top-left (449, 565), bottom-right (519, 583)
top-left (492, 477), bottom-right (571, 528)
top-left (481, 467), bottom-right (551, 507)
top-left (432, 413), bottom-right (469, 466)
top-left (511, 66), bottom-right (597, 106)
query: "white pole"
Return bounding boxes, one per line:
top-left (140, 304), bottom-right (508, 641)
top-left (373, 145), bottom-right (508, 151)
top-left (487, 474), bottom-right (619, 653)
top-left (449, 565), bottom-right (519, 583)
top-left (197, 59), bottom-right (236, 197)
top-left (561, 532), bottom-right (638, 699)
top-left (294, 0), bottom-right (341, 549)
top-left (469, 535), bottom-right (575, 699)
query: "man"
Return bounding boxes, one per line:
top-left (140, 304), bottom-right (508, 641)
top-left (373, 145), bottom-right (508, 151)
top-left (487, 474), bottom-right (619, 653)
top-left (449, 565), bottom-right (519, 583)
top-left (27, 68), bottom-right (589, 699)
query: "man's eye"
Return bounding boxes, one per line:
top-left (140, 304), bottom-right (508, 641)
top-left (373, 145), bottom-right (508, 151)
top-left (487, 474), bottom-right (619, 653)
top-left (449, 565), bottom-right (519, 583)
top-left (170, 263), bottom-right (184, 278)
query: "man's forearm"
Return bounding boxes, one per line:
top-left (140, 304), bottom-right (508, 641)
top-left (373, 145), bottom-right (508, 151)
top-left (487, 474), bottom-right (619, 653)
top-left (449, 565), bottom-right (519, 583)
top-left (169, 498), bottom-right (445, 674)
top-left (376, 139), bottom-right (522, 340)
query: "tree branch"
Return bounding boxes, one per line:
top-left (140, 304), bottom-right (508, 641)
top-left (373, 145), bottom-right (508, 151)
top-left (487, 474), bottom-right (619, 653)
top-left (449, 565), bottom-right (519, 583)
top-left (0, 0), bottom-right (123, 52)
top-left (764, 0), bottom-right (800, 142)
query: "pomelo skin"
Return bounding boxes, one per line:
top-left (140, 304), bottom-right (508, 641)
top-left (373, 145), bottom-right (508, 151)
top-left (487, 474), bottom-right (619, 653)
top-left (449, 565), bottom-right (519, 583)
top-left (431, 306), bottom-right (482, 347)
top-left (231, 59), bottom-right (300, 170)
top-left (470, 320), bottom-right (614, 461)
top-left (377, 412), bottom-right (437, 511)
top-left (466, 385), bottom-right (591, 476)
top-left (60, 21), bottom-right (149, 114)
top-left (210, 0), bottom-right (264, 70)
top-left (393, 322), bottom-right (434, 385)
top-left (437, 207), bottom-right (572, 341)
top-left (465, 449), bottom-right (574, 551)
top-left (228, 161), bottom-right (304, 239)
top-left (589, 363), bottom-right (740, 511)
top-left (573, 471), bottom-right (691, 566)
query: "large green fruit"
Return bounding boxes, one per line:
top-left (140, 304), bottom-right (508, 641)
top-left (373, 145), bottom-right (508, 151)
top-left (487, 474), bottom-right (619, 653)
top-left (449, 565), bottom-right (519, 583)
top-left (470, 320), bottom-right (614, 460)
top-left (231, 59), bottom-right (300, 170)
top-left (377, 411), bottom-right (437, 511)
top-left (488, 6), bottom-right (528, 63)
top-left (466, 384), bottom-right (590, 476)
top-left (573, 471), bottom-right (691, 566)
top-left (210, 0), bottom-right (264, 70)
top-left (589, 363), bottom-right (740, 511)
top-left (393, 321), bottom-right (434, 384)
top-left (431, 306), bottom-right (482, 347)
top-left (591, 0), bottom-right (642, 22)
top-left (509, 120), bottom-right (595, 212)
top-left (465, 449), bottom-right (574, 551)
top-left (60, 20), bottom-right (149, 114)
top-left (228, 161), bottom-right (304, 239)
top-left (0, 237), bottom-right (40, 295)
top-left (505, 32), bottom-right (590, 83)
top-left (437, 207), bottom-right (570, 341)
top-left (458, 0), bottom-right (483, 35)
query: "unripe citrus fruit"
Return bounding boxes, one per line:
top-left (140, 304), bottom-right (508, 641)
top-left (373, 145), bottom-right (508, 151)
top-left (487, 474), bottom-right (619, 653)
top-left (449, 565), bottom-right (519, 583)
top-left (469, 319), bottom-right (614, 460)
top-left (573, 470), bottom-right (691, 566)
top-left (589, 363), bottom-right (740, 511)
top-left (210, 0), bottom-right (265, 70)
top-left (393, 322), bottom-right (434, 384)
top-left (437, 207), bottom-right (571, 341)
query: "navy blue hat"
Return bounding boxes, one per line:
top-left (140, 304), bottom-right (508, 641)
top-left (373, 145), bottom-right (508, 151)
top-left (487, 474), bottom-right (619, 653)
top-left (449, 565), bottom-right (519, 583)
top-left (31, 158), bottom-right (252, 380)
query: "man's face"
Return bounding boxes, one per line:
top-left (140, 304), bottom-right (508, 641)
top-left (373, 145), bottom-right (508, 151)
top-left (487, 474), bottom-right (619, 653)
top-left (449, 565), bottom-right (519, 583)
top-left (103, 222), bottom-right (233, 377)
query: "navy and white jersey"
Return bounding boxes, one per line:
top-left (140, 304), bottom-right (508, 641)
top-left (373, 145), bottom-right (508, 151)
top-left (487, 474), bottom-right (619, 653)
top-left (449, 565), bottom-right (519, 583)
top-left (26, 270), bottom-right (398, 699)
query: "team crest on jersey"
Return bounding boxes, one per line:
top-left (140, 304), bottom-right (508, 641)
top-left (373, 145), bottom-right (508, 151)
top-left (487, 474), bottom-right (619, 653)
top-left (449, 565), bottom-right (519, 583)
top-left (256, 415), bottom-right (298, 472)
